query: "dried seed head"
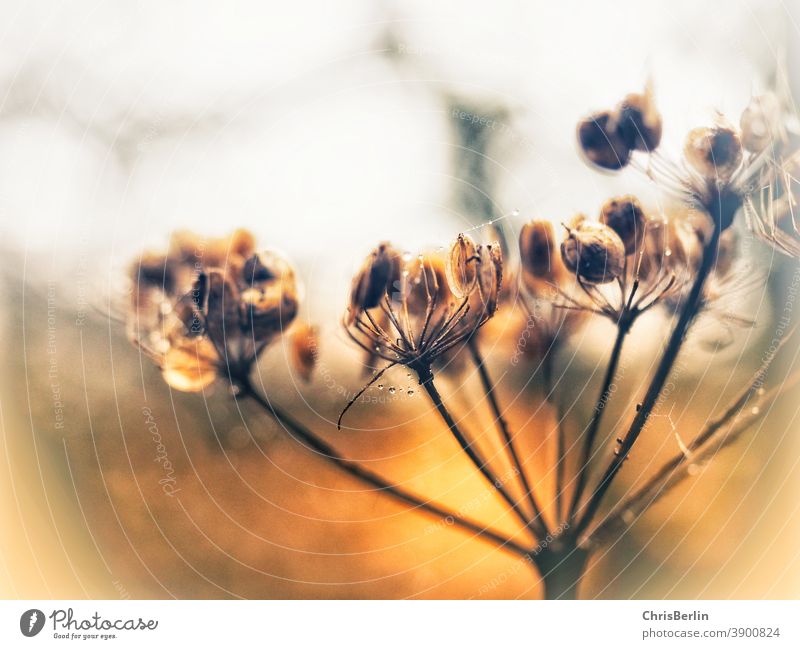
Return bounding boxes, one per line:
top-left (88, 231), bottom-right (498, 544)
top-left (446, 233), bottom-right (479, 298)
top-left (348, 242), bottom-right (402, 321)
top-left (740, 93), bottom-right (782, 153)
top-left (476, 242), bottom-right (503, 315)
top-left (684, 124), bottom-right (743, 181)
top-left (560, 221), bottom-right (626, 284)
top-left (519, 220), bottom-right (559, 280)
top-left (599, 195), bottom-right (646, 255)
top-left (616, 87), bottom-right (662, 152)
top-left (577, 111), bottom-right (631, 170)
top-left (289, 323), bottom-right (318, 383)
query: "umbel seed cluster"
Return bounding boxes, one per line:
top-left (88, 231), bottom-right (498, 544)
top-left (122, 80), bottom-right (800, 599)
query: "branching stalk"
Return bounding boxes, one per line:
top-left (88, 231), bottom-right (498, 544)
top-left (237, 377), bottom-right (532, 559)
top-left (415, 364), bottom-right (542, 538)
top-left (573, 223), bottom-right (721, 538)
top-left (467, 338), bottom-right (550, 536)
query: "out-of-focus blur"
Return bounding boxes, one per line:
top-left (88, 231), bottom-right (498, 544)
top-left (1, 0), bottom-right (800, 598)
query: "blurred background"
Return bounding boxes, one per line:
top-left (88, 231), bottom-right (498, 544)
top-left (1, 0), bottom-right (800, 598)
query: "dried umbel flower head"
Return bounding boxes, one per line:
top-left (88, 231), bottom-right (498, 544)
top-left (740, 93), bottom-right (783, 153)
top-left (560, 220), bottom-right (626, 284)
top-left (128, 230), bottom-right (301, 391)
top-left (344, 238), bottom-right (502, 372)
top-left (576, 111), bottom-right (631, 170)
top-left (578, 87), bottom-right (800, 256)
top-left (599, 195), bottom-right (646, 255)
top-left (684, 124), bottom-right (743, 182)
top-left (289, 322), bottom-right (318, 383)
top-left (617, 87), bottom-right (662, 152)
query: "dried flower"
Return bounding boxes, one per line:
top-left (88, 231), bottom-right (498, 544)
top-left (617, 86), bottom-right (662, 152)
top-left (683, 124), bottom-right (743, 182)
top-left (344, 239), bottom-right (502, 371)
top-left (127, 229), bottom-right (300, 391)
top-left (560, 220), bottom-right (626, 284)
top-left (576, 111), bottom-right (631, 170)
top-left (599, 195), bottom-right (646, 255)
top-left (578, 88), bottom-right (800, 255)
top-left (347, 242), bottom-right (402, 322)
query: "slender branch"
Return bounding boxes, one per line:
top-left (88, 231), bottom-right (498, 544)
top-left (585, 367), bottom-right (800, 547)
top-left (467, 338), bottom-right (550, 536)
top-left (415, 365), bottom-right (541, 537)
top-left (236, 377), bottom-right (533, 559)
top-left (573, 223), bottom-right (721, 538)
top-left (567, 314), bottom-right (631, 523)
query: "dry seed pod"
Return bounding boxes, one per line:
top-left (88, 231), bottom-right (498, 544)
top-left (519, 220), bottom-right (558, 279)
top-left (577, 111), bottom-right (631, 170)
top-left (561, 221), bottom-right (626, 284)
top-left (405, 252), bottom-right (449, 318)
top-left (599, 195), bottom-right (646, 255)
top-left (446, 233), bottom-right (478, 298)
top-left (740, 93), bottom-right (782, 153)
top-left (289, 323), bottom-right (318, 382)
top-left (348, 243), bottom-right (401, 319)
top-left (476, 243), bottom-right (503, 315)
top-left (684, 125), bottom-right (743, 182)
top-left (616, 88), bottom-right (662, 152)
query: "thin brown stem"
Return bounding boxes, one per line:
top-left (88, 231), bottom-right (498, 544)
top-left (416, 365), bottom-right (540, 538)
top-left (567, 313), bottom-right (632, 523)
top-left (585, 355), bottom-right (800, 546)
top-left (573, 223), bottom-right (721, 539)
top-left (237, 377), bottom-right (533, 559)
top-left (467, 338), bottom-right (550, 537)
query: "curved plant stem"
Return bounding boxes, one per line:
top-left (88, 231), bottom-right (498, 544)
top-left (585, 362), bottom-right (800, 547)
top-left (237, 377), bottom-right (532, 559)
top-left (573, 224), bottom-right (721, 538)
top-left (415, 365), bottom-right (540, 537)
top-left (467, 338), bottom-right (549, 536)
top-left (567, 315), bottom-right (631, 523)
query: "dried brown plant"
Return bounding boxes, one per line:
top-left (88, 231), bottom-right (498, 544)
top-left (125, 84), bottom-right (800, 599)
